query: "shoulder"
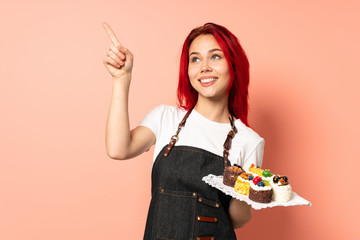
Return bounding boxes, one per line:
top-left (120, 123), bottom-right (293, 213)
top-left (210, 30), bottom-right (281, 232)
top-left (147, 104), bottom-right (186, 119)
top-left (234, 120), bottom-right (265, 147)
top-left (231, 120), bottom-right (265, 168)
top-left (140, 104), bottom-right (187, 129)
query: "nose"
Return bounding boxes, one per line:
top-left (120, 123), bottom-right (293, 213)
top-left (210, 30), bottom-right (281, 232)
top-left (201, 60), bottom-right (212, 73)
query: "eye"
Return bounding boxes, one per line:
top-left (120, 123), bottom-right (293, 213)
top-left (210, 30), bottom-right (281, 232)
top-left (211, 54), bottom-right (221, 60)
top-left (190, 57), bottom-right (200, 63)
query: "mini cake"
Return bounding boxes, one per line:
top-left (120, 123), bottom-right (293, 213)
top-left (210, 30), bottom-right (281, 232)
top-left (223, 164), bottom-right (245, 187)
top-left (261, 169), bottom-right (273, 182)
top-left (270, 175), bottom-right (292, 202)
top-left (248, 163), bottom-right (264, 176)
top-left (234, 172), bottom-right (253, 195)
top-left (248, 176), bottom-right (273, 203)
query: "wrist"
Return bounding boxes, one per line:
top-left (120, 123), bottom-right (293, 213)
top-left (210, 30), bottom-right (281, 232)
top-left (112, 73), bottom-right (131, 87)
top-left (113, 72), bottom-right (131, 81)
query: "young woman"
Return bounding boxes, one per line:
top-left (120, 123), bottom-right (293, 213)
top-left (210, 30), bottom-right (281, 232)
top-left (104, 22), bottom-right (264, 240)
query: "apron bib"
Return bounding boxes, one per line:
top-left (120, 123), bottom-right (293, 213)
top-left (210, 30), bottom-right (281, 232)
top-left (143, 109), bottom-right (238, 240)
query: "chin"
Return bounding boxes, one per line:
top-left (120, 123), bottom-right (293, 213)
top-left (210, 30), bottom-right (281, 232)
top-left (198, 92), bottom-right (217, 99)
top-left (199, 89), bottom-right (228, 100)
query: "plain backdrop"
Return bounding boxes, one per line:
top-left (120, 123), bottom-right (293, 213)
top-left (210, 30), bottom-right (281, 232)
top-left (1, 0), bottom-right (359, 239)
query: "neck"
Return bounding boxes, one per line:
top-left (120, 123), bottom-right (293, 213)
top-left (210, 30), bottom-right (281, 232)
top-left (194, 96), bottom-right (231, 123)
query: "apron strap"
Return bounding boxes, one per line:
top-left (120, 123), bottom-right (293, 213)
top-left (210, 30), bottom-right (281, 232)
top-left (163, 108), bottom-right (193, 157)
top-left (223, 115), bottom-right (238, 168)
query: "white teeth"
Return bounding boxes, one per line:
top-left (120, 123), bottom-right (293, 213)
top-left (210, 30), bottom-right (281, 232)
top-left (199, 78), bottom-right (217, 83)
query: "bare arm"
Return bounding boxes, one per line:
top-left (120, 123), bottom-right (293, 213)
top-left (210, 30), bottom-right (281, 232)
top-left (229, 199), bottom-right (252, 229)
top-left (105, 76), bottom-right (155, 159)
top-left (103, 22), bottom-right (155, 160)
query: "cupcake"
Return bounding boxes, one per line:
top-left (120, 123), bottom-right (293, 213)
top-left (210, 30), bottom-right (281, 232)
top-left (261, 169), bottom-right (273, 182)
top-left (223, 164), bottom-right (245, 187)
top-left (248, 176), bottom-right (273, 203)
top-left (270, 175), bottom-right (292, 202)
top-left (249, 164), bottom-right (273, 181)
top-left (234, 172), bottom-right (253, 195)
top-left (248, 164), bottom-right (263, 176)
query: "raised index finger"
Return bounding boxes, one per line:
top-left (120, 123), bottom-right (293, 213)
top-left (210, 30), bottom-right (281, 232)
top-left (102, 22), bottom-right (121, 47)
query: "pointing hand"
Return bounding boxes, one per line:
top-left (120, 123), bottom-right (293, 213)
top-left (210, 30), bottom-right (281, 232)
top-left (102, 22), bottom-right (133, 79)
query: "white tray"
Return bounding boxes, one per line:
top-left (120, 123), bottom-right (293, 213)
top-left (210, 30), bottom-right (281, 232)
top-left (202, 174), bottom-right (311, 210)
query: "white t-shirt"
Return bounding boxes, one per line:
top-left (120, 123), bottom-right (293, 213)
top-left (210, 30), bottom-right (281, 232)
top-left (139, 105), bottom-right (265, 170)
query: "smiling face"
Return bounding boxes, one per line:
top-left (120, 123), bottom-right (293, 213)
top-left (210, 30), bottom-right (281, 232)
top-left (188, 34), bottom-right (230, 102)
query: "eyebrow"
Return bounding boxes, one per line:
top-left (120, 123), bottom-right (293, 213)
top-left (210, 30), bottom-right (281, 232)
top-left (189, 48), bottom-right (223, 57)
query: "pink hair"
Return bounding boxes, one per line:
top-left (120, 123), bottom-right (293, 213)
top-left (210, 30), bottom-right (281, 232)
top-left (177, 23), bottom-right (250, 126)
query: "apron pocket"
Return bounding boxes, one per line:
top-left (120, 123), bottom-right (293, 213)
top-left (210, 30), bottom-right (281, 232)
top-left (156, 187), bottom-right (197, 240)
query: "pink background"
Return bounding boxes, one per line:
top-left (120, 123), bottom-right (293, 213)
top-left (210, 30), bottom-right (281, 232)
top-left (1, 0), bottom-right (359, 239)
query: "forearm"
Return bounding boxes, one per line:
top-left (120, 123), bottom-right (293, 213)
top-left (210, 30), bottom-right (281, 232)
top-left (228, 198), bottom-right (252, 229)
top-left (105, 75), bottom-right (131, 159)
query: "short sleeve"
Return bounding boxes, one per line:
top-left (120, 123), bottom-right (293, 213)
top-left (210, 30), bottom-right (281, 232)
top-left (138, 105), bottom-right (166, 139)
top-left (242, 139), bottom-right (265, 171)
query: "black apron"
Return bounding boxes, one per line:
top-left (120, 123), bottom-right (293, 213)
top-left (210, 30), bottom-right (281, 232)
top-left (143, 109), bottom-right (238, 240)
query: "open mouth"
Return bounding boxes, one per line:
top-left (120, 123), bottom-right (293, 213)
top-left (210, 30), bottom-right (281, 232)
top-left (199, 77), bottom-right (218, 83)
